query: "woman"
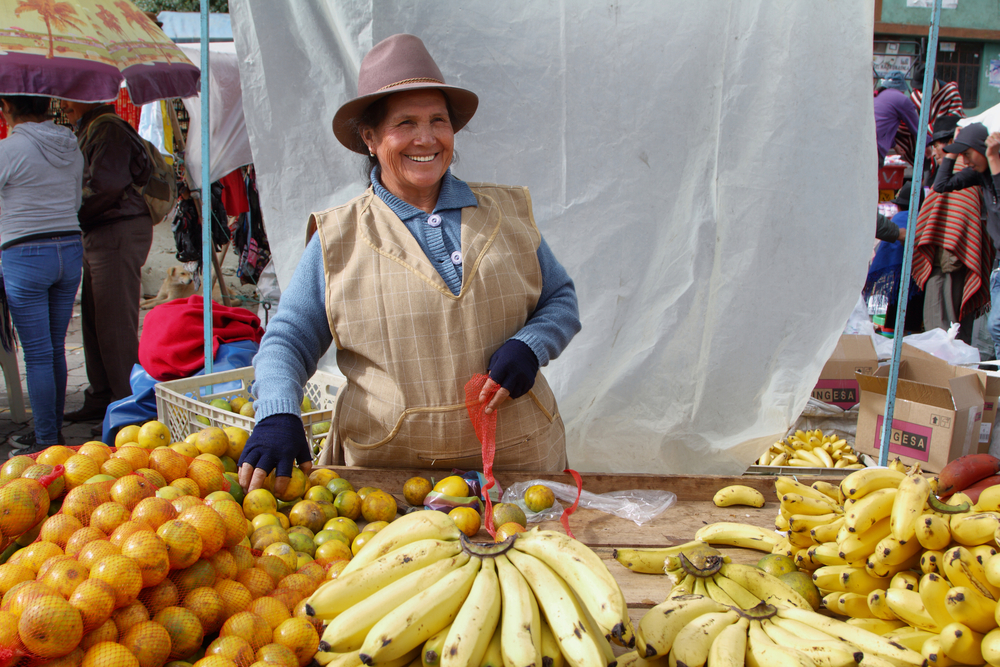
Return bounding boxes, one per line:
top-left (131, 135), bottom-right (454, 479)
top-left (0, 96), bottom-right (84, 455)
top-left (238, 34), bottom-right (581, 493)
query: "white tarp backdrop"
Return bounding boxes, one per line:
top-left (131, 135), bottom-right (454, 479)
top-left (229, 0), bottom-right (877, 474)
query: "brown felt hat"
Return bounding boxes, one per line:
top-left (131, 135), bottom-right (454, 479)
top-left (332, 34), bottom-right (479, 154)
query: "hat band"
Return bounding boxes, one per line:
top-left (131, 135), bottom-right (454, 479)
top-left (376, 77), bottom-right (444, 92)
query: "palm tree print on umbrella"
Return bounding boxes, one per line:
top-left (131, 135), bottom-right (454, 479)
top-left (14, 0), bottom-right (85, 59)
top-left (114, 0), bottom-right (171, 61)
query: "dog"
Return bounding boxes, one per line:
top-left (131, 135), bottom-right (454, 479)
top-left (141, 266), bottom-right (196, 309)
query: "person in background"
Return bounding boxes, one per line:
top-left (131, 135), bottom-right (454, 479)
top-left (60, 100), bottom-right (153, 435)
top-left (895, 63), bottom-right (965, 171)
top-left (874, 73), bottom-right (926, 169)
top-left (0, 96), bottom-right (84, 455)
top-left (927, 114), bottom-right (961, 182)
top-left (933, 122), bottom-right (1000, 356)
top-left (866, 182), bottom-right (924, 336)
top-left (237, 34), bottom-right (581, 494)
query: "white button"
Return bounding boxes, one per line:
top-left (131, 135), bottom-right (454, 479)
top-left (427, 214), bottom-right (442, 227)
top-left (450, 251), bottom-right (462, 265)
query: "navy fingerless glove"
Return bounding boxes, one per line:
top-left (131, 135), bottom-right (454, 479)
top-left (237, 413), bottom-right (311, 478)
top-left (488, 339), bottom-right (539, 399)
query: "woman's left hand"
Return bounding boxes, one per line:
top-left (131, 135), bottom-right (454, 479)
top-left (479, 378), bottom-right (510, 415)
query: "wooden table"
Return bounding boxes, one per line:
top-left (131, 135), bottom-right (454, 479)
top-left (320, 467), bottom-right (840, 626)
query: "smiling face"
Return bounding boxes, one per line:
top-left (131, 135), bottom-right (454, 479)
top-left (359, 89), bottom-right (455, 212)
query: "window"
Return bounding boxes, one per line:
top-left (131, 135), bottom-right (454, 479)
top-left (935, 41), bottom-right (981, 108)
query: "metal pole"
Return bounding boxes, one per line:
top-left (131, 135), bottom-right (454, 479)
top-left (878, 0), bottom-right (943, 465)
top-left (200, 0), bottom-right (213, 375)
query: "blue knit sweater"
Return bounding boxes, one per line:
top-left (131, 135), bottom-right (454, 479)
top-left (251, 170), bottom-right (581, 420)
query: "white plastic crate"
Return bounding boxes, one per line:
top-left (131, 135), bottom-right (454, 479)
top-left (154, 367), bottom-right (344, 461)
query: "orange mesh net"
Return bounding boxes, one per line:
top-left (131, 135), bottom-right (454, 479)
top-left (464, 374), bottom-right (497, 538)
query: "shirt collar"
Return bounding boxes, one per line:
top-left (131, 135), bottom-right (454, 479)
top-left (371, 166), bottom-right (478, 220)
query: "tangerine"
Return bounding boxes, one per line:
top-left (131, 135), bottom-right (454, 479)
top-left (0, 562), bottom-right (34, 596)
top-left (206, 635), bottom-right (254, 667)
top-left (171, 496), bottom-right (204, 514)
top-left (110, 475), bottom-right (156, 511)
top-left (195, 427), bottom-right (230, 458)
top-left (271, 617), bottom-right (319, 667)
top-left (68, 578), bottom-right (116, 631)
top-left (208, 549), bottom-right (238, 580)
top-left (135, 468), bottom-right (168, 489)
top-left (523, 484), bottom-right (555, 512)
top-left (288, 500), bottom-right (326, 534)
top-left (187, 459), bottom-right (226, 497)
top-left (148, 448), bottom-right (189, 484)
top-left (220, 611), bottom-right (272, 651)
top-left (38, 513), bottom-right (84, 549)
top-left (324, 478), bottom-right (353, 497)
top-left (108, 521), bottom-right (153, 549)
top-left (90, 501), bottom-right (131, 535)
top-left (271, 468), bottom-right (308, 503)
top-left (112, 445), bottom-right (150, 471)
top-left (0, 609), bottom-right (17, 647)
top-left (132, 496), bottom-right (179, 530)
top-left (82, 642), bottom-right (139, 667)
top-left (62, 484), bottom-right (112, 527)
top-left (494, 521), bottom-right (526, 542)
top-left (76, 539), bottom-right (120, 570)
top-left (120, 620), bottom-right (172, 667)
top-left (235, 567), bottom-right (274, 600)
top-left (229, 545), bottom-right (255, 572)
top-left (115, 425), bottom-right (142, 448)
top-left (100, 457), bottom-right (133, 479)
top-left (111, 599), bottom-right (150, 635)
top-left (243, 489), bottom-right (277, 520)
top-left (332, 491), bottom-right (361, 520)
top-left (315, 539), bottom-right (353, 563)
top-left (36, 445), bottom-right (75, 467)
top-left (178, 504), bottom-right (226, 557)
top-left (251, 525), bottom-right (289, 551)
top-left (403, 477), bottom-right (432, 507)
top-left (491, 503), bottom-right (527, 529)
top-left (2, 580), bottom-right (59, 616)
top-left (324, 560), bottom-right (349, 580)
top-left (44, 646), bottom-right (85, 667)
top-left (63, 454), bottom-right (101, 490)
top-left (307, 469), bottom-right (339, 488)
top-left (65, 527), bottom-right (109, 558)
top-left (137, 421), bottom-right (172, 450)
top-left (323, 517), bottom-right (359, 543)
top-left (277, 573), bottom-right (312, 593)
top-left (0, 455), bottom-right (35, 482)
top-left (22, 463), bottom-right (65, 500)
top-left (361, 520), bottom-right (388, 534)
top-left (8, 540), bottom-right (63, 573)
top-left (18, 594), bottom-right (84, 658)
top-left (143, 577), bottom-right (180, 616)
top-left (349, 532), bottom-right (371, 556)
top-left (262, 543), bottom-right (298, 571)
top-left (247, 597), bottom-right (289, 630)
top-left (0, 483), bottom-right (40, 536)
top-left (254, 555), bottom-right (292, 586)
top-left (267, 588), bottom-right (304, 616)
top-left (448, 507), bottom-right (481, 538)
top-left (210, 500), bottom-right (248, 549)
top-left (360, 490), bottom-right (397, 523)
top-left (171, 440), bottom-right (200, 458)
top-left (79, 619), bottom-right (118, 651)
top-left (121, 530), bottom-right (170, 587)
top-left (90, 554), bottom-right (143, 607)
top-left (355, 486), bottom-right (377, 501)
top-left (255, 643), bottom-right (299, 667)
top-left (170, 559), bottom-right (217, 593)
top-left (153, 606), bottom-right (204, 660)
top-left (182, 586), bottom-right (226, 635)
top-left (222, 427), bottom-right (249, 461)
top-left (78, 443), bottom-right (112, 466)
top-left (157, 520), bottom-right (203, 570)
top-left (39, 557), bottom-right (90, 598)
top-left (214, 579), bottom-right (253, 620)
top-left (432, 475), bottom-right (469, 497)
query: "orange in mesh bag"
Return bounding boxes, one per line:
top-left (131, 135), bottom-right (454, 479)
top-left (0, 434), bottom-right (324, 667)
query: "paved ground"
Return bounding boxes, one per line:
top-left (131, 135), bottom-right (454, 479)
top-left (0, 302), bottom-right (149, 459)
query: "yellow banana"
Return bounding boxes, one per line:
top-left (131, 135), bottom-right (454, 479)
top-left (921, 636), bottom-right (957, 667)
top-left (421, 624), bottom-right (450, 667)
top-left (838, 516), bottom-right (891, 563)
top-left (939, 621), bottom-right (985, 665)
top-left (745, 619), bottom-right (815, 667)
top-left (440, 558), bottom-right (500, 667)
top-left (357, 556), bottom-right (481, 665)
top-left (313, 650), bottom-right (362, 667)
top-left (812, 481), bottom-right (841, 502)
top-left (865, 550), bottom-right (921, 580)
top-left (695, 522), bottom-right (780, 552)
top-left (970, 544), bottom-right (997, 566)
top-left (634, 594), bottom-right (727, 659)
top-left (845, 618), bottom-right (907, 635)
top-left (494, 554), bottom-right (541, 667)
top-left (789, 513), bottom-right (841, 533)
top-left (612, 541), bottom-right (703, 574)
top-left (943, 545), bottom-right (1000, 600)
top-left (478, 622), bottom-right (503, 667)
top-left (340, 509), bottom-right (462, 576)
top-left (307, 538), bottom-right (463, 620)
top-left (513, 529), bottom-right (630, 645)
top-left (975, 485), bottom-right (1000, 512)
top-left (980, 627), bottom-right (1000, 667)
top-left (811, 518), bottom-right (845, 545)
top-left (319, 555), bottom-right (469, 652)
top-left (807, 543), bottom-right (847, 568)
top-left (704, 575), bottom-right (739, 607)
top-left (872, 534), bottom-right (921, 567)
top-left (668, 610), bottom-right (739, 667)
top-left (776, 476), bottom-right (833, 503)
top-left (883, 627), bottom-right (937, 652)
top-left (917, 572), bottom-right (954, 631)
top-left (539, 616), bottom-right (564, 667)
top-left (914, 513), bottom-right (952, 551)
top-left (889, 473), bottom-right (931, 543)
top-left (714, 484), bottom-right (766, 507)
top-left (837, 591), bottom-right (876, 619)
top-left (812, 565), bottom-right (890, 595)
top-left (846, 488), bottom-right (898, 534)
top-left (944, 586), bottom-right (999, 634)
top-left (775, 606), bottom-right (925, 665)
top-left (921, 550), bottom-right (944, 575)
top-left (840, 468), bottom-right (906, 500)
top-left (706, 616), bottom-right (749, 667)
top-left (776, 514), bottom-right (791, 532)
top-left (760, 618), bottom-right (864, 667)
top-left (865, 589), bottom-right (898, 621)
top-left (782, 493), bottom-right (839, 516)
top-left (884, 587), bottom-right (941, 632)
top-left (709, 573), bottom-right (761, 609)
top-left (505, 549), bottom-right (609, 666)
top-left (950, 511), bottom-right (1000, 547)
top-left (717, 562), bottom-right (812, 609)
top-left (773, 536), bottom-right (795, 558)
top-left (823, 592), bottom-right (844, 615)
top-left (889, 571), bottom-right (919, 590)
top-left (788, 529), bottom-right (816, 550)
top-left (986, 552), bottom-right (1000, 588)
top-left (795, 547), bottom-right (822, 571)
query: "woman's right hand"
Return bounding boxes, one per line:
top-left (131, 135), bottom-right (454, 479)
top-left (238, 413), bottom-right (313, 494)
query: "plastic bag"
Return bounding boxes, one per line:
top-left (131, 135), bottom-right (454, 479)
top-left (500, 479), bottom-right (677, 526)
top-left (901, 324), bottom-right (981, 365)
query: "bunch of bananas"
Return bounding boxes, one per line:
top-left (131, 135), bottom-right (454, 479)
top-left (756, 429), bottom-right (864, 469)
top-left (622, 595), bottom-right (923, 667)
top-left (305, 509), bottom-right (629, 667)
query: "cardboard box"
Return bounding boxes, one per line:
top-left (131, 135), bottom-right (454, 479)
top-left (811, 335), bottom-right (879, 410)
top-left (855, 359), bottom-right (984, 472)
top-left (898, 344), bottom-right (1000, 452)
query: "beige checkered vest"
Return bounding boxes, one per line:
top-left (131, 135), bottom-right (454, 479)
top-left (309, 183), bottom-right (566, 471)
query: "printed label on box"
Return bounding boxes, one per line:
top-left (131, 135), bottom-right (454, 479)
top-left (812, 379), bottom-right (860, 409)
top-left (873, 415), bottom-right (932, 462)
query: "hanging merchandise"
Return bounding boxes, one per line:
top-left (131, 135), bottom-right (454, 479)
top-left (210, 181), bottom-right (231, 248)
top-left (172, 183), bottom-right (231, 265)
top-left (233, 167), bottom-right (271, 286)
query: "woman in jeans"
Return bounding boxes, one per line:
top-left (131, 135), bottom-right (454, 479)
top-left (0, 96), bottom-right (84, 455)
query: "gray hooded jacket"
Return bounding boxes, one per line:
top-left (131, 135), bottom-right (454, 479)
top-left (0, 120), bottom-right (84, 248)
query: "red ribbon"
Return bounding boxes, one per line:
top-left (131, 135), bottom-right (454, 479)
top-left (560, 468), bottom-right (582, 539)
top-left (465, 374), bottom-right (498, 538)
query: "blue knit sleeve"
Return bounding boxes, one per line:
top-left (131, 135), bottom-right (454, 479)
top-left (511, 236), bottom-right (581, 366)
top-left (250, 235), bottom-right (333, 419)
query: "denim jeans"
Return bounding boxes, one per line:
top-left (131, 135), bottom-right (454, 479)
top-left (1, 235), bottom-right (83, 444)
top-left (990, 268), bottom-right (1000, 361)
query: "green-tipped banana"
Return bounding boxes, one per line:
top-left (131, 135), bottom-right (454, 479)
top-left (495, 554), bottom-right (541, 667)
top-left (421, 624), bottom-right (450, 667)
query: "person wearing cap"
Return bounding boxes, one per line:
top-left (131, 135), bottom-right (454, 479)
top-left (928, 114), bottom-right (961, 179)
top-left (933, 121), bottom-right (1000, 355)
top-left (866, 181), bottom-right (925, 336)
top-left (236, 34), bottom-right (581, 493)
